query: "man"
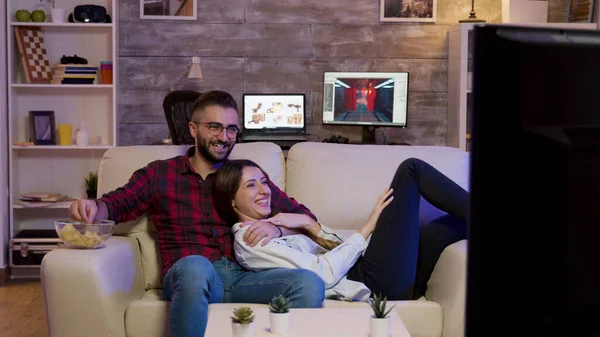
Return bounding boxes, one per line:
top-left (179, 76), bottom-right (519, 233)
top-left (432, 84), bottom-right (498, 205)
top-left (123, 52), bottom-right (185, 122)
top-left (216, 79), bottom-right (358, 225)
top-left (68, 91), bottom-right (325, 337)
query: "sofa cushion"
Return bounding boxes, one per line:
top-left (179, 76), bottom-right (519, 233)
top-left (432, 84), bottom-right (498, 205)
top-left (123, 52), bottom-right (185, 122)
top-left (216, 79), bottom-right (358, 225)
top-left (125, 290), bottom-right (442, 337)
top-left (97, 142), bottom-right (285, 289)
top-left (286, 143), bottom-right (470, 231)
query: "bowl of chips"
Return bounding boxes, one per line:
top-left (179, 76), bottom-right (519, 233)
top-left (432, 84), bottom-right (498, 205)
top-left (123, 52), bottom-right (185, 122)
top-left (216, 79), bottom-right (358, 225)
top-left (55, 219), bottom-right (115, 249)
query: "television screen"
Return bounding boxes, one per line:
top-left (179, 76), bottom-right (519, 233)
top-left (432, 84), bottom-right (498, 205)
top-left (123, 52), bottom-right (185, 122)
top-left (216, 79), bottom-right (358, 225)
top-left (242, 93), bottom-right (306, 132)
top-left (322, 72), bottom-right (409, 127)
top-left (468, 25), bottom-right (600, 337)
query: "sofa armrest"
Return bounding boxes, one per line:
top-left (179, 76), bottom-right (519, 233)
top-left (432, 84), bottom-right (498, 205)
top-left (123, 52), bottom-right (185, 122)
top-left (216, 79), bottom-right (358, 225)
top-left (41, 236), bottom-right (146, 337)
top-left (425, 239), bottom-right (467, 337)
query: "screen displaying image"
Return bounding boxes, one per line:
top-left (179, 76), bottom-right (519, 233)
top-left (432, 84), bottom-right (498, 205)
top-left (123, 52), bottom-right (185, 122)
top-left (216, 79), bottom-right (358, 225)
top-left (322, 72), bottom-right (409, 127)
top-left (243, 94), bottom-right (305, 130)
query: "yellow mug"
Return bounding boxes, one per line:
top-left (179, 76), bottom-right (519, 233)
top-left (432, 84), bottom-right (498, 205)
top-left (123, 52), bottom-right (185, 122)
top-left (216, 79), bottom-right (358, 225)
top-left (58, 124), bottom-right (73, 146)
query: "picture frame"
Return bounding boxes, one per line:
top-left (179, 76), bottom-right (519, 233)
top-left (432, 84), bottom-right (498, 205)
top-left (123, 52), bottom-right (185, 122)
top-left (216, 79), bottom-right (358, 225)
top-left (140, 0), bottom-right (197, 20)
top-left (29, 111), bottom-right (56, 145)
top-left (380, 0), bottom-right (437, 23)
top-left (567, 0), bottom-right (595, 22)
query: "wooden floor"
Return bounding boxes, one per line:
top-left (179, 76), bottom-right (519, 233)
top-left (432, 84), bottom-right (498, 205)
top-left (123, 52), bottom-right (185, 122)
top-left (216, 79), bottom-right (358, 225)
top-left (0, 279), bottom-right (48, 337)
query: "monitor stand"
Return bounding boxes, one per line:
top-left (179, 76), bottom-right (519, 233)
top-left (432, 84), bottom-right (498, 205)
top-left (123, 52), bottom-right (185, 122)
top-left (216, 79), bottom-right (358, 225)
top-left (362, 126), bottom-right (377, 144)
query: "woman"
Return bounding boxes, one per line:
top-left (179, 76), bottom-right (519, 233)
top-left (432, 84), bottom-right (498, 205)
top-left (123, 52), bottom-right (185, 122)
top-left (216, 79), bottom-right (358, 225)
top-left (213, 158), bottom-right (469, 301)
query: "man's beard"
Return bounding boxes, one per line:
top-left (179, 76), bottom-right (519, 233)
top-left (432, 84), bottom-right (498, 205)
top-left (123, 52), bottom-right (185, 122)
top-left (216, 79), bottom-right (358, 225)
top-left (196, 134), bottom-right (234, 164)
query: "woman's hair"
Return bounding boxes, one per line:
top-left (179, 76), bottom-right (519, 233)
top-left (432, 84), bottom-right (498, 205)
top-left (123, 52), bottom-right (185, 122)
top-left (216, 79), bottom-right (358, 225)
top-left (213, 159), bottom-right (341, 250)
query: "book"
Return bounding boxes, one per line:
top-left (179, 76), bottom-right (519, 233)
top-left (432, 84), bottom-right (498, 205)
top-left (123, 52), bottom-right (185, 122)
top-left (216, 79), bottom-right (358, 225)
top-left (20, 192), bottom-right (62, 199)
top-left (16, 197), bottom-right (75, 208)
top-left (20, 194), bottom-right (67, 202)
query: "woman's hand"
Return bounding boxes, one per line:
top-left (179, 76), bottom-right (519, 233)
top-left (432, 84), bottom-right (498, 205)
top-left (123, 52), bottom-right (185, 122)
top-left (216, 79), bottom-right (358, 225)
top-left (264, 213), bottom-right (320, 233)
top-left (358, 187), bottom-right (394, 239)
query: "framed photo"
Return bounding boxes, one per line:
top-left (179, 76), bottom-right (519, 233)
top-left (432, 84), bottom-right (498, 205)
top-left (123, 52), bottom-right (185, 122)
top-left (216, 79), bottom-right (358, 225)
top-left (380, 0), bottom-right (437, 22)
top-left (140, 0), bottom-right (197, 20)
top-left (29, 111), bottom-right (56, 145)
top-left (567, 0), bottom-right (595, 22)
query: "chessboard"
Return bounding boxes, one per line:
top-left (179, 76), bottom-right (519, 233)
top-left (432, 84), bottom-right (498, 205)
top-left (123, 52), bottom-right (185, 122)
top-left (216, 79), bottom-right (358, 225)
top-left (14, 26), bottom-right (53, 84)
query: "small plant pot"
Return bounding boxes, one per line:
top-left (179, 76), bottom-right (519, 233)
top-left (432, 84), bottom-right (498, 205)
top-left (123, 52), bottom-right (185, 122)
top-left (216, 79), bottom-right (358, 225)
top-left (370, 316), bottom-right (391, 337)
top-left (232, 322), bottom-right (253, 337)
top-left (86, 190), bottom-right (97, 199)
top-left (269, 312), bottom-right (290, 334)
top-left (51, 8), bottom-right (66, 23)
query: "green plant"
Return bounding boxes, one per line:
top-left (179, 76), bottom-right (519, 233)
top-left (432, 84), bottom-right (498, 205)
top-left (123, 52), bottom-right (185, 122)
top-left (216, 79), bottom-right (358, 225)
top-left (231, 307), bottom-right (255, 324)
top-left (368, 293), bottom-right (395, 319)
top-left (84, 171), bottom-right (98, 196)
top-left (268, 295), bottom-right (291, 313)
top-left (40, 0), bottom-right (56, 8)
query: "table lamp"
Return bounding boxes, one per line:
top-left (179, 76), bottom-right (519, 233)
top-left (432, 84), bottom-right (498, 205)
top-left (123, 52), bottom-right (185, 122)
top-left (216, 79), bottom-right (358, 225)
top-left (459, 0), bottom-right (486, 22)
top-left (170, 56), bottom-right (203, 91)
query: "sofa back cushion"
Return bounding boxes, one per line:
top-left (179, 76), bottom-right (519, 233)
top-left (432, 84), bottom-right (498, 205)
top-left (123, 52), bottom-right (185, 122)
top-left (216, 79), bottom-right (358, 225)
top-left (97, 142), bottom-right (285, 289)
top-left (285, 143), bottom-right (470, 231)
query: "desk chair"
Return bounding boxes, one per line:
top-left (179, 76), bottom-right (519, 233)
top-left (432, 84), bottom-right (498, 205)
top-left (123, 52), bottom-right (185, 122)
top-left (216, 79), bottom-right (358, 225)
top-left (162, 90), bottom-right (201, 145)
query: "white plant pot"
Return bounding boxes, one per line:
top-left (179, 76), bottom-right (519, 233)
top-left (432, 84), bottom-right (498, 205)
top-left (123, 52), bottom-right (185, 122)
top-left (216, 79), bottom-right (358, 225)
top-left (51, 8), bottom-right (66, 23)
top-left (269, 312), bottom-right (290, 334)
top-left (232, 322), bottom-right (254, 337)
top-left (370, 316), bottom-right (391, 337)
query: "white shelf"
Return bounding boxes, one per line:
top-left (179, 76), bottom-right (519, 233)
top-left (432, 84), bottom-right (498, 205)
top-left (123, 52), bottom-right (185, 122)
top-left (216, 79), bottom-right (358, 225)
top-left (12, 145), bottom-right (113, 150)
top-left (10, 22), bottom-right (112, 28)
top-left (11, 84), bottom-right (113, 89)
top-left (6, 0), bottom-right (118, 245)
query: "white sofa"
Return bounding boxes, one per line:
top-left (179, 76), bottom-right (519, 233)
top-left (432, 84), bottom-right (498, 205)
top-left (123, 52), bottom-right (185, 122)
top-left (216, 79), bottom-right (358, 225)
top-left (41, 142), bottom-right (469, 337)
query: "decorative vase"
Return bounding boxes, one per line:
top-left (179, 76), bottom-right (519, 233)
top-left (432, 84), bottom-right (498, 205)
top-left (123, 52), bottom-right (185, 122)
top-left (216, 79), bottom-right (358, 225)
top-left (231, 322), bottom-right (253, 337)
top-left (269, 312), bottom-right (290, 334)
top-left (51, 8), bottom-right (66, 23)
top-left (370, 316), bottom-right (391, 337)
top-left (75, 122), bottom-right (90, 146)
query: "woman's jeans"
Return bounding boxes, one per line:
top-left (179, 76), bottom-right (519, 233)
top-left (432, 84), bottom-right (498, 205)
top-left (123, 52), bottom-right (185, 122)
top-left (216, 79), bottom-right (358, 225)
top-left (162, 255), bottom-right (325, 337)
top-left (347, 158), bottom-right (469, 300)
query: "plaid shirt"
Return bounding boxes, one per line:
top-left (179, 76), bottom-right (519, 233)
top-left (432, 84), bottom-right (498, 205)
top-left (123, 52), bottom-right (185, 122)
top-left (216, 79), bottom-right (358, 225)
top-left (100, 147), bottom-right (316, 280)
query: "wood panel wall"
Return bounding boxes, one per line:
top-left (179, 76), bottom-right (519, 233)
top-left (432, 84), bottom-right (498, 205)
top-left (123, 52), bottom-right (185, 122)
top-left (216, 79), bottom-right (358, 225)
top-left (118, 0), bottom-right (567, 145)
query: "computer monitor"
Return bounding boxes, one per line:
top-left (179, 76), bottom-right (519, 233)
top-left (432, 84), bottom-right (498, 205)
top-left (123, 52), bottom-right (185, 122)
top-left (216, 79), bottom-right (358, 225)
top-left (321, 71), bottom-right (409, 127)
top-left (241, 93), bottom-right (306, 137)
top-left (468, 25), bottom-right (600, 337)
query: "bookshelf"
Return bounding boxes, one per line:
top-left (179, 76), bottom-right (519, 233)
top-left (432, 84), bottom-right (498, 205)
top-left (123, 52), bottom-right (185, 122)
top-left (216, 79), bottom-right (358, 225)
top-left (5, 0), bottom-right (118, 276)
top-left (447, 22), bottom-right (597, 151)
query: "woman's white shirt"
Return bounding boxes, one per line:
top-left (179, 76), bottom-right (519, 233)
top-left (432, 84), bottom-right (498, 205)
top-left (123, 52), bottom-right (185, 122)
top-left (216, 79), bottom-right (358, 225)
top-left (232, 222), bottom-right (371, 302)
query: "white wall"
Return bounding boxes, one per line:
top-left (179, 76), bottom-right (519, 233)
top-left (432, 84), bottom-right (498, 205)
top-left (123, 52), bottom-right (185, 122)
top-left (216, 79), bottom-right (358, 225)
top-left (0, 1), bottom-right (8, 269)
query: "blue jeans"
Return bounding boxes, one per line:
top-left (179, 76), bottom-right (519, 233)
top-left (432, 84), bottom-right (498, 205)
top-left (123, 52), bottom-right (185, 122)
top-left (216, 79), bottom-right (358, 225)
top-left (162, 255), bottom-right (325, 337)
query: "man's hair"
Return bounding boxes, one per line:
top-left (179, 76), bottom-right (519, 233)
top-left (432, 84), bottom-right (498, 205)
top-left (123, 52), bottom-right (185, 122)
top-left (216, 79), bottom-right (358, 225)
top-left (213, 159), bottom-right (341, 250)
top-left (191, 90), bottom-right (239, 120)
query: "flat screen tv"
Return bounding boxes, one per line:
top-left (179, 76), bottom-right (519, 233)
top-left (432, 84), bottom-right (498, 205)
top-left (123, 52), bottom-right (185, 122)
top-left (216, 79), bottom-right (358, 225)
top-left (321, 71), bottom-right (409, 127)
top-left (468, 24), bottom-right (600, 337)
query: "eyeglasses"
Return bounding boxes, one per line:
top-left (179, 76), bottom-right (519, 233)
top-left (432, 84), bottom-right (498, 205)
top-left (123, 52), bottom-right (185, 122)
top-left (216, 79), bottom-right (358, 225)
top-left (193, 121), bottom-right (239, 139)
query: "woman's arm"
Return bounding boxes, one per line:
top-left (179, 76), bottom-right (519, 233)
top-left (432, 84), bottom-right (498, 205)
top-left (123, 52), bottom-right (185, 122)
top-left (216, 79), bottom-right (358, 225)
top-left (232, 223), bottom-right (366, 288)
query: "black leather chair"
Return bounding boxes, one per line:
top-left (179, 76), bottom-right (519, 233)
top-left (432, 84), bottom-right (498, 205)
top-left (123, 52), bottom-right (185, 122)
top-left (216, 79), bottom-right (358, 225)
top-left (162, 90), bottom-right (201, 145)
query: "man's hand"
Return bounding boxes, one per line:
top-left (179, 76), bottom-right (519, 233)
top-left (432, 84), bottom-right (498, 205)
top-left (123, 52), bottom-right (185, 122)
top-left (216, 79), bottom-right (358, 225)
top-left (241, 220), bottom-right (282, 247)
top-left (68, 199), bottom-right (98, 224)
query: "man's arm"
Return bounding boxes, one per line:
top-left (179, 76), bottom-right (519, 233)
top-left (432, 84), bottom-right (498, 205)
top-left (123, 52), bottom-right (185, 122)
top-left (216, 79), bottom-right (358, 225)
top-left (100, 165), bottom-right (156, 223)
top-left (241, 179), bottom-right (318, 246)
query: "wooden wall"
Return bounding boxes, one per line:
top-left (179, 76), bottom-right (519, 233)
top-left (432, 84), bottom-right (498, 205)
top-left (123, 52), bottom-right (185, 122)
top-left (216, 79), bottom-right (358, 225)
top-left (118, 0), bottom-right (571, 145)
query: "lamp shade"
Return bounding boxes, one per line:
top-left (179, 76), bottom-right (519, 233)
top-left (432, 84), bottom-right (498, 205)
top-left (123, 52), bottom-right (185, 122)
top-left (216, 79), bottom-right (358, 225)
top-left (187, 56), bottom-right (203, 80)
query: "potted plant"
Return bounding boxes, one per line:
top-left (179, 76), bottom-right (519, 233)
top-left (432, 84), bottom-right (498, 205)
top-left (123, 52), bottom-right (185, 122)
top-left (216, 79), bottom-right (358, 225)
top-left (368, 293), bottom-right (395, 337)
top-left (231, 306), bottom-right (255, 337)
top-left (268, 295), bottom-right (291, 334)
top-left (84, 171), bottom-right (98, 199)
